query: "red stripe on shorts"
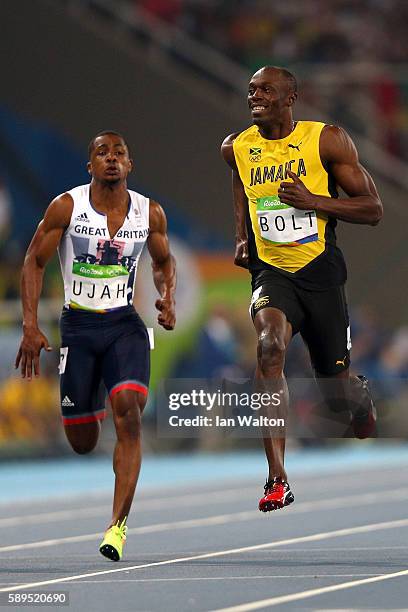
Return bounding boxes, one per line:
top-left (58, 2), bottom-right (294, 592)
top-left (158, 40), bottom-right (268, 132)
top-left (109, 382), bottom-right (148, 399)
top-left (62, 411), bottom-right (107, 426)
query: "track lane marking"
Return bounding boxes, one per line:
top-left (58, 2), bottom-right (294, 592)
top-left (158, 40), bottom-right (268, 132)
top-left (0, 511), bottom-right (256, 552)
top-left (1, 465), bottom-right (403, 516)
top-left (2, 487), bottom-right (408, 552)
top-left (62, 573), bottom-right (393, 583)
top-left (1, 517), bottom-right (408, 592)
top-left (210, 568), bottom-right (408, 611)
top-left (1, 474), bottom-right (394, 528)
top-left (2, 465), bottom-right (407, 523)
top-left (0, 486), bottom-right (259, 529)
top-left (0, 574), bottom-right (386, 586)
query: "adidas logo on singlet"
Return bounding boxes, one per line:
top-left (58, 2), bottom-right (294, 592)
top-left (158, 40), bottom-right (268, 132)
top-left (62, 395), bottom-right (75, 407)
top-left (75, 212), bottom-right (90, 223)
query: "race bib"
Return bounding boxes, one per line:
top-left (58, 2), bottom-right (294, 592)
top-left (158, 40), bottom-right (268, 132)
top-left (70, 263), bottom-right (129, 310)
top-left (59, 347), bottom-right (68, 374)
top-left (256, 195), bottom-right (318, 246)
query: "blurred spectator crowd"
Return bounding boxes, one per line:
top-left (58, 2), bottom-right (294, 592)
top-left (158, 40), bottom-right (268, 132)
top-left (130, 0), bottom-right (408, 160)
top-left (138, 0), bottom-right (408, 65)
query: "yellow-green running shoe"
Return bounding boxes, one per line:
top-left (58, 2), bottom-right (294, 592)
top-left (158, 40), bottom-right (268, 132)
top-left (99, 517), bottom-right (128, 561)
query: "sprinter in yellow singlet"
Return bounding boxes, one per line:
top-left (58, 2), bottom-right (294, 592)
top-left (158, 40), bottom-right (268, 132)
top-left (221, 66), bottom-right (383, 513)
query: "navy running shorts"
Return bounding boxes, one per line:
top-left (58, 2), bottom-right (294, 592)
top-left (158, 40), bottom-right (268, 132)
top-left (59, 305), bottom-right (150, 425)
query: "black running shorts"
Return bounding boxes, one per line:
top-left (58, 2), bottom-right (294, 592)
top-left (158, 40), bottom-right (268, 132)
top-left (59, 305), bottom-right (150, 425)
top-left (250, 271), bottom-right (351, 375)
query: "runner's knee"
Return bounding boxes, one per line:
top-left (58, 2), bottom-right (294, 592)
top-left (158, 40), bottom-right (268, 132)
top-left (112, 390), bottom-right (144, 438)
top-left (69, 441), bottom-right (97, 455)
top-left (64, 422), bottom-right (100, 454)
top-left (257, 328), bottom-right (286, 376)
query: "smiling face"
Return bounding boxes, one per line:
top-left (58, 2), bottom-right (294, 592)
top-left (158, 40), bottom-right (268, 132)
top-left (248, 67), bottom-right (297, 129)
top-left (87, 133), bottom-right (132, 184)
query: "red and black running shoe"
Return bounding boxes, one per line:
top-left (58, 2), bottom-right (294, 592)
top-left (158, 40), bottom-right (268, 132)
top-left (351, 375), bottom-right (377, 439)
top-left (259, 477), bottom-right (294, 512)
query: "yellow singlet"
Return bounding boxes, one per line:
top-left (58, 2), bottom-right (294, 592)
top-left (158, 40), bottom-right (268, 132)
top-left (233, 121), bottom-right (337, 274)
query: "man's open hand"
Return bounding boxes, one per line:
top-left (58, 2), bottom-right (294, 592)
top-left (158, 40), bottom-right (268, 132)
top-left (15, 327), bottom-right (52, 380)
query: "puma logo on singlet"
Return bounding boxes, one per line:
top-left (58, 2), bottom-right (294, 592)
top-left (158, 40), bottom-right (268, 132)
top-left (288, 141), bottom-right (302, 151)
top-left (336, 356), bottom-right (347, 366)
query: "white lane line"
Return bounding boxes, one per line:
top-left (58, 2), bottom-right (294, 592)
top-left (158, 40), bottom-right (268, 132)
top-left (0, 486), bottom-right (258, 529)
top-left (2, 486), bottom-right (408, 553)
top-left (0, 506), bottom-right (110, 528)
top-left (3, 461), bottom-right (408, 515)
top-left (0, 512), bottom-right (254, 553)
top-left (3, 468), bottom-right (407, 527)
top-left (1, 467), bottom-right (404, 522)
top-left (245, 546), bottom-right (408, 552)
top-left (0, 483), bottom-right (259, 515)
top-left (1, 517), bottom-right (408, 593)
top-left (0, 574), bottom-right (383, 586)
top-left (210, 568), bottom-right (408, 611)
top-left (0, 473), bottom-right (386, 529)
top-left (0, 511), bottom-right (257, 553)
top-left (0, 472), bottom-right (347, 511)
top-left (67, 574), bottom-right (388, 583)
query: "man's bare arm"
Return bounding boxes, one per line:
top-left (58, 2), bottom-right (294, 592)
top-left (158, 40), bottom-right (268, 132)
top-left (147, 200), bottom-right (176, 330)
top-left (278, 126), bottom-right (383, 225)
top-left (221, 133), bottom-right (249, 268)
top-left (16, 193), bottom-right (73, 379)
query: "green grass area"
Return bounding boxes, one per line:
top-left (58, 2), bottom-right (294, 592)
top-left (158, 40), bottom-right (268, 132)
top-left (205, 277), bottom-right (249, 306)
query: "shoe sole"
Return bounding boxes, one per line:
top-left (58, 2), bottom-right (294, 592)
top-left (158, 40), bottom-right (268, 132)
top-left (99, 544), bottom-right (120, 561)
top-left (259, 492), bottom-right (295, 513)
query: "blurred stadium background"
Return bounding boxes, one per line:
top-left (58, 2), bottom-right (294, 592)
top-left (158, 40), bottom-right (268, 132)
top-left (0, 0), bottom-right (407, 461)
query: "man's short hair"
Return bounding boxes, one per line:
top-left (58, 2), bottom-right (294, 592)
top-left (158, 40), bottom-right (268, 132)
top-left (88, 131), bottom-right (131, 158)
top-left (260, 66), bottom-right (298, 95)
top-left (279, 68), bottom-right (297, 95)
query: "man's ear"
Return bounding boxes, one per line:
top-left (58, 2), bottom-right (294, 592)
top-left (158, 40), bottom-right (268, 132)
top-left (288, 91), bottom-right (298, 107)
top-left (87, 161), bottom-right (92, 175)
top-left (128, 159), bottom-right (133, 174)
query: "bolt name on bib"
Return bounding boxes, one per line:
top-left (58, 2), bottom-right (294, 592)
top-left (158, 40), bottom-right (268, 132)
top-left (256, 195), bottom-right (318, 246)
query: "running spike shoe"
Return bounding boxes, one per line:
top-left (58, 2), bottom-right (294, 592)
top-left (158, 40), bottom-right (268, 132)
top-left (259, 477), bottom-right (294, 512)
top-left (351, 375), bottom-right (377, 439)
top-left (99, 516), bottom-right (128, 561)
